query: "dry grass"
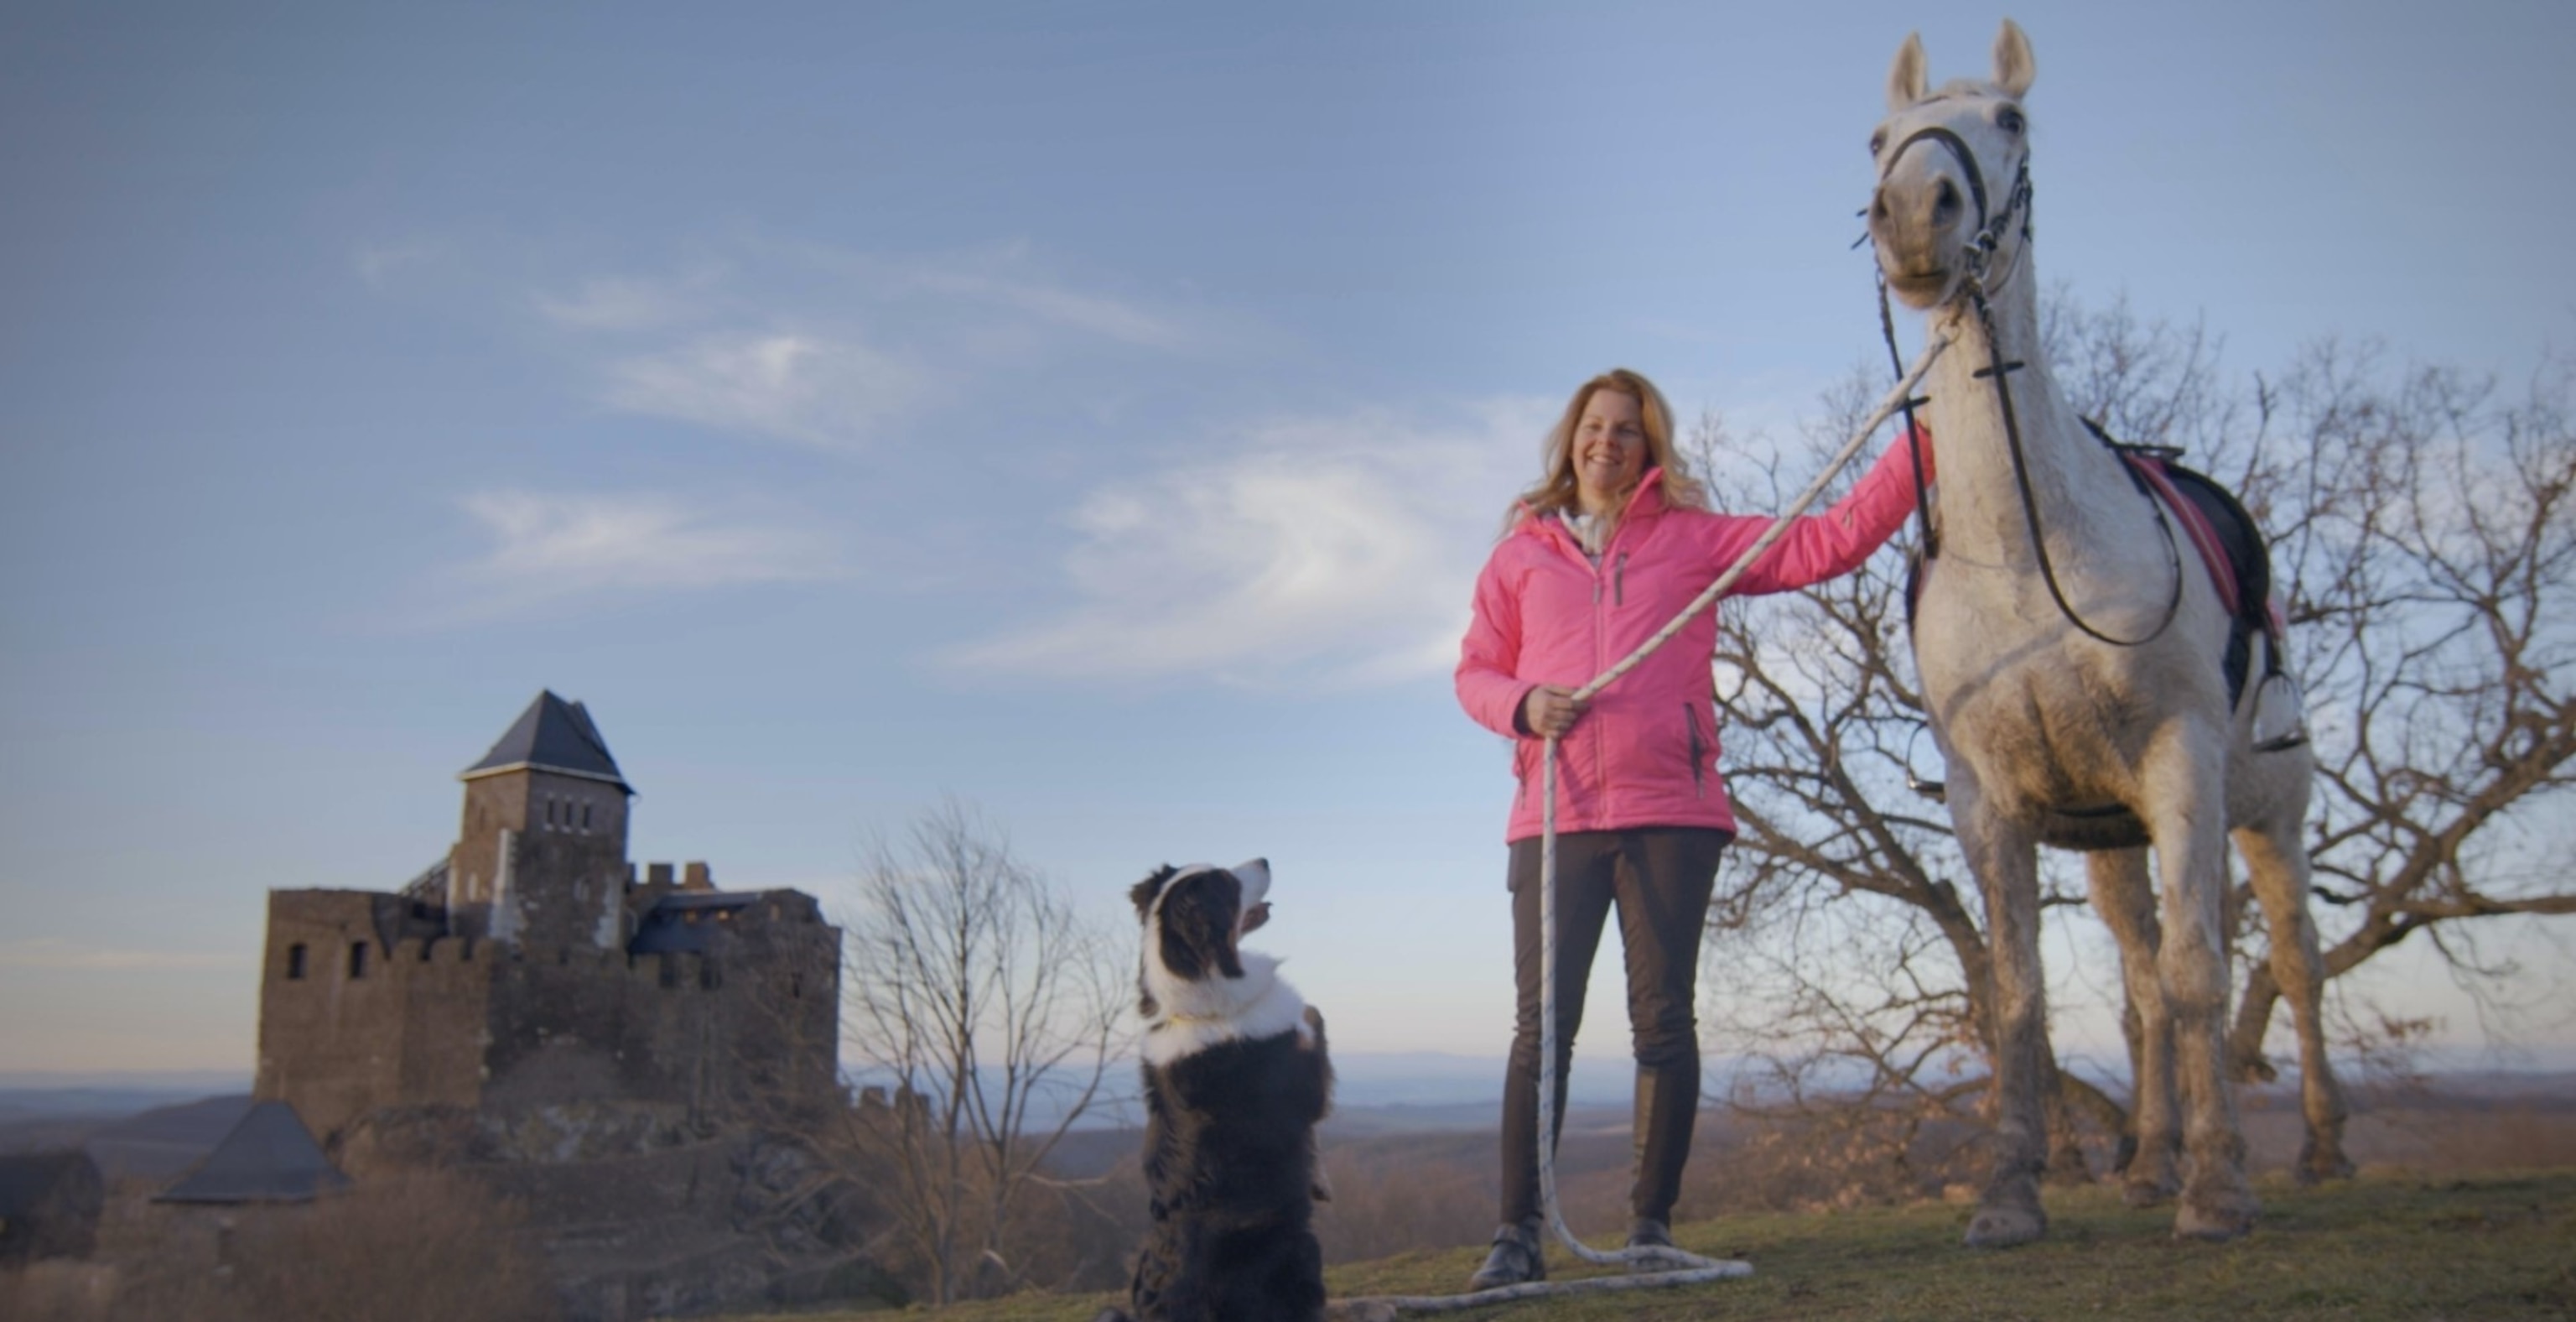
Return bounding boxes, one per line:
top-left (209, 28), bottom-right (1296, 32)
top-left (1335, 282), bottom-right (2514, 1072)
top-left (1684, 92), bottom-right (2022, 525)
top-left (720, 1168), bottom-right (2576, 1321)
top-left (0, 1169), bottom-right (562, 1322)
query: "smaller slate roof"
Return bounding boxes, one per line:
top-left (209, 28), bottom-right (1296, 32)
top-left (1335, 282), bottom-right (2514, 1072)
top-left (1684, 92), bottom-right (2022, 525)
top-left (460, 690), bottom-right (631, 792)
top-left (0, 1151), bottom-right (101, 1216)
top-left (156, 1101), bottom-right (350, 1205)
top-left (629, 893), bottom-right (761, 954)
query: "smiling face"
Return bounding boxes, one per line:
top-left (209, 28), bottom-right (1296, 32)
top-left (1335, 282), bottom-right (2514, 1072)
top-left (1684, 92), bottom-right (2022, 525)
top-left (1572, 388), bottom-right (1649, 515)
top-left (1866, 20), bottom-right (2038, 310)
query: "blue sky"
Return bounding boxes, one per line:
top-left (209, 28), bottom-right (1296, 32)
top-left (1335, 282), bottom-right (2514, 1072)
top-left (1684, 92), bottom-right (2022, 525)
top-left (4, 0), bottom-right (2572, 1077)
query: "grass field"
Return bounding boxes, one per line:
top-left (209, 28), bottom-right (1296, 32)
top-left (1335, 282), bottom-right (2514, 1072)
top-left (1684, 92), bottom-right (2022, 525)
top-left (724, 1168), bottom-right (2576, 1321)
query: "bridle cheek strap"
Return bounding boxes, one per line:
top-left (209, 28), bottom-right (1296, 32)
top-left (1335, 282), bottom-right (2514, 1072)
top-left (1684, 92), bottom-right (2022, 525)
top-left (1879, 122), bottom-right (2031, 294)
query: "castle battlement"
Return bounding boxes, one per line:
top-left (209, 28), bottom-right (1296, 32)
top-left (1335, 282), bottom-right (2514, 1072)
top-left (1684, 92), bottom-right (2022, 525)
top-left (254, 691), bottom-right (842, 1147)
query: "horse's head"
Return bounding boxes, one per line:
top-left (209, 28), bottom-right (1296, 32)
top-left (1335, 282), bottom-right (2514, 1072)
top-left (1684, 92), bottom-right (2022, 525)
top-left (1867, 18), bottom-right (2037, 311)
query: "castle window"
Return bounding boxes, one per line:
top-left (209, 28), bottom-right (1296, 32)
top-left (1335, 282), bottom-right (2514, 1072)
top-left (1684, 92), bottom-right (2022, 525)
top-left (348, 942), bottom-right (370, 980)
top-left (700, 963), bottom-right (722, 991)
top-left (544, 798), bottom-right (558, 830)
top-left (582, 802), bottom-right (593, 831)
top-left (790, 975), bottom-right (802, 1001)
top-left (287, 944), bottom-right (308, 980)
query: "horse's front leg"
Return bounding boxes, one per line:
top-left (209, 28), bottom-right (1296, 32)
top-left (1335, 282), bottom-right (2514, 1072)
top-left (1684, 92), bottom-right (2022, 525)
top-left (1951, 769), bottom-right (2051, 1247)
top-left (2085, 846), bottom-right (2179, 1206)
top-left (2140, 725), bottom-right (2257, 1241)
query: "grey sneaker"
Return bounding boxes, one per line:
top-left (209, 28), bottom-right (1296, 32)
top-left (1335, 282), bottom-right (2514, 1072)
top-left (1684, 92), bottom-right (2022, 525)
top-left (1626, 1217), bottom-right (1685, 1273)
top-left (1467, 1221), bottom-right (1545, 1290)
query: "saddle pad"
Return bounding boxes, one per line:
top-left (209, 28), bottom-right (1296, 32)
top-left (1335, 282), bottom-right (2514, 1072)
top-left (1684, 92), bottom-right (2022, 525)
top-left (2123, 454), bottom-right (2251, 623)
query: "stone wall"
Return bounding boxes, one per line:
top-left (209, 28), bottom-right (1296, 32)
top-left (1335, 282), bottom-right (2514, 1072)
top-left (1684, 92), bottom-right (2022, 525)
top-left (478, 898), bottom-right (840, 1124)
top-left (254, 892), bottom-right (489, 1141)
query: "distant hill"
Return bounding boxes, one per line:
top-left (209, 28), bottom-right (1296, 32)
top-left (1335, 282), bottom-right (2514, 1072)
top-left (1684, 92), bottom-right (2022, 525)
top-left (0, 1088), bottom-right (254, 1179)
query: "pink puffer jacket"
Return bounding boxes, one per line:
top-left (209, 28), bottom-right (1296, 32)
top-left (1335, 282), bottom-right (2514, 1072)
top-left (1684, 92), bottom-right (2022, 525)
top-left (1456, 437), bottom-right (1929, 843)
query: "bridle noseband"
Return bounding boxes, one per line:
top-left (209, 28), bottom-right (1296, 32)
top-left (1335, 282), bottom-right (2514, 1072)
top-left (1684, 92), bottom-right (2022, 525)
top-left (1877, 123), bottom-right (2032, 299)
top-left (1871, 110), bottom-right (2184, 650)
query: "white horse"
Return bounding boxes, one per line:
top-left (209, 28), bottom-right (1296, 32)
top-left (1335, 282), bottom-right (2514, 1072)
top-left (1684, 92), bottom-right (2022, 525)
top-left (1867, 19), bottom-right (2346, 1245)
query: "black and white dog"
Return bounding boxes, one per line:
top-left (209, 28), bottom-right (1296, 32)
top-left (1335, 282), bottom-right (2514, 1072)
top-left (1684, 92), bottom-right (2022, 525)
top-left (1103, 858), bottom-right (1334, 1322)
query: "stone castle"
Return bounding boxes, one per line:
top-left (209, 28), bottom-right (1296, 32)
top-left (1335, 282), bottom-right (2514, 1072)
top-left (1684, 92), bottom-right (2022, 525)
top-left (254, 690), bottom-right (843, 1153)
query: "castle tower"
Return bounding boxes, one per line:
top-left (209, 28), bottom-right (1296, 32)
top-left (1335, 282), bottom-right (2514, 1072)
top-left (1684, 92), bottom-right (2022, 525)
top-left (449, 690), bottom-right (635, 949)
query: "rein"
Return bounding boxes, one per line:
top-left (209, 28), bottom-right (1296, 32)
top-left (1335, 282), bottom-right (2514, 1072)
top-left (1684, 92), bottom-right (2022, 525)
top-left (1874, 122), bottom-right (2184, 649)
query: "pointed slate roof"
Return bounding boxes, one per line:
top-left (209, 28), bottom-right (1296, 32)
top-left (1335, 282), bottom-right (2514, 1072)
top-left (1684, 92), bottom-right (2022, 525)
top-left (460, 690), bottom-right (632, 793)
top-left (155, 1101), bottom-right (351, 1205)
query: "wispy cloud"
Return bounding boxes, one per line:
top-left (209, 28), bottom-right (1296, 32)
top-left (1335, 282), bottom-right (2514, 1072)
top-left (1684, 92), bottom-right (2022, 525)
top-left (418, 488), bottom-right (849, 624)
top-left (0, 939), bottom-right (244, 972)
top-left (948, 400), bottom-right (1546, 688)
top-left (910, 267), bottom-right (1197, 352)
top-left (535, 272), bottom-right (721, 332)
top-left (353, 238), bottom-right (447, 290)
top-left (600, 330), bottom-right (942, 450)
top-left (540, 242), bottom-right (1218, 450)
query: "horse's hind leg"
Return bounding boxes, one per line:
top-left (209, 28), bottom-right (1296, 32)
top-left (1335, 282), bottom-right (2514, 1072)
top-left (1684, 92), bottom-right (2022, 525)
top-left (2141, 729), bottom-right (2257, 1241)
top-left (1953, 773), bottom-right (2050, 1247)
top-left (2085, 846), bottom-right (2180, 1206)
top-left (2234, 813), bottom-right (2353, 1183)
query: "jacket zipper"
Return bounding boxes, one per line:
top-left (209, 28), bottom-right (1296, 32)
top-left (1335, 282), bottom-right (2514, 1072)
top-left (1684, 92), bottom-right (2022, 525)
top-left (1615, 553), bottom-right (1627, 606)
top-left (1684, 704), bottom-right (1706, 798)
top-left (1593, 539), bottom-right (1613, 799)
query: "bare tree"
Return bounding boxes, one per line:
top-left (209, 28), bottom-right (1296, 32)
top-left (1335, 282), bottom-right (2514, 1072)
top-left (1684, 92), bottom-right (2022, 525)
top-left (1696, 295), bottom-right (2576, 1200)
top-left (815, 799), bottom-right (1128, 1305)
top-left (2231, 345), bottom-right (2576, 1064)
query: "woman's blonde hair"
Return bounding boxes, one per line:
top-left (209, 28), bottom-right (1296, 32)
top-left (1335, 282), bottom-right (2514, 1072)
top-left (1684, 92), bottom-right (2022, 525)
top-left (1504, 368), bottom-right (1707, 533)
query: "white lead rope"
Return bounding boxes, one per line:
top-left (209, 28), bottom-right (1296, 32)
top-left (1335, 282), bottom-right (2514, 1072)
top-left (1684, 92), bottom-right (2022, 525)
top-left (1354, 333), bottom-right (1953, 1314)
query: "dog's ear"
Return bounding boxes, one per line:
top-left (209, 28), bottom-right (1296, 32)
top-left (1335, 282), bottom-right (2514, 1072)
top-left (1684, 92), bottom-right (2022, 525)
top-left (1130, 867), bottom-right (1176, 923)
top-left (1156, 870), bottom-right (1244, 982)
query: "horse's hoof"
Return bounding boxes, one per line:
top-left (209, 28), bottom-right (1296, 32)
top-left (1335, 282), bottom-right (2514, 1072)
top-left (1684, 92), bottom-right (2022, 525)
top-left (1965, 1203), bottom-right (2047, 1248)
top-left (2121, 1176), bottom-right (2177, 1209)
top-left (2294, 1145), bottom-right (2358, 1185)
top-left (2174, 1188), bottom-right (2258, 1241)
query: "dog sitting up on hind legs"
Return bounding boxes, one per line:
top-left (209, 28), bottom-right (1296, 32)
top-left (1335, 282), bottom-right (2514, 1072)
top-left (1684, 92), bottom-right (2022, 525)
top-left (1097, 858), bottom-right (1334, 1322)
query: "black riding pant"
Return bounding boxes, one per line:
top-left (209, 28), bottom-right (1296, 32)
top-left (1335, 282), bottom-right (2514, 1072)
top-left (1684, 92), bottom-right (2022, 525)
top-left (1498, 826), bottom-right (1726, 1226)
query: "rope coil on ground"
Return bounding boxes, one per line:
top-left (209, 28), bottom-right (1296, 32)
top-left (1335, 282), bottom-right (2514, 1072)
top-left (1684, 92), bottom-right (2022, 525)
top-left (1352, 331), bottom-right (1953, 1314)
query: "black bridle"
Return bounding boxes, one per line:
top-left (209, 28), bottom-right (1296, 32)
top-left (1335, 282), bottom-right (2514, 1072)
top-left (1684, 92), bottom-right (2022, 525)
top-left (1870, 117), bottom-right (2184, 649)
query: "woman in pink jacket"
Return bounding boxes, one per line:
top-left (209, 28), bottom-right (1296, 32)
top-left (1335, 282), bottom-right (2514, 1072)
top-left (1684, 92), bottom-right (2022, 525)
top-left (1455, 367), bottom-right (1928, 1288)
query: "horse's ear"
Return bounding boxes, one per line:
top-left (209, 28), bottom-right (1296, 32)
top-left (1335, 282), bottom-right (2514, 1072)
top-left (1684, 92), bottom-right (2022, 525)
top-left (1992, 18), bottom-right (2035, 99)
top-left (1887, 32), bottom-right (1929, 112)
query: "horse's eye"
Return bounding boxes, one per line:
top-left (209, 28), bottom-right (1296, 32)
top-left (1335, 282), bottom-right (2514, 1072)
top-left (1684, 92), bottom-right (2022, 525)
top-left (1868, 129), bottom-right (1887, 156)
top-left (1997, 105), bottom-right (2026, 134)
